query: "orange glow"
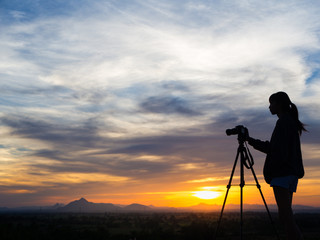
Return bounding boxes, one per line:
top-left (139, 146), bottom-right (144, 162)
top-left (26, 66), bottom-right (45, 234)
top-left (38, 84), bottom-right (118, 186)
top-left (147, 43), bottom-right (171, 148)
top-left (0, 153), bottom-right (319, 208)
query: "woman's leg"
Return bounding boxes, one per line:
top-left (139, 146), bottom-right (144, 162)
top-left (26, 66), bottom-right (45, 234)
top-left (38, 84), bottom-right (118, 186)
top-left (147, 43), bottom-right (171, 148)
top-left (273, 186), bottom-right (303, 240)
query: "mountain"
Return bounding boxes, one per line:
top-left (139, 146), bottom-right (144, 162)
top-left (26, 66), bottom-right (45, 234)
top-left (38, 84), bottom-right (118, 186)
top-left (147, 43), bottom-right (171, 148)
top-left (122, 203), bottom-right (152, 212)
top-left (292, 204), bottom-right (320, 213)
top-left (58, 198), bottom-right (121, 213)
top-left (58, 199), bottom-right (179, 213)
top-left (52, 203), bottom-right (65, 209)
top-left (0, 207), bottom-right (9, 212)
top-left (148, 205), bottom-right (180, 212)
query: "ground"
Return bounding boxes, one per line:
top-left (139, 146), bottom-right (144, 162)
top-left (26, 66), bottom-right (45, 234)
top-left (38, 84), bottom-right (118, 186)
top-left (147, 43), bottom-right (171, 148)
top-left (0, 212), bottom-right (319, 240)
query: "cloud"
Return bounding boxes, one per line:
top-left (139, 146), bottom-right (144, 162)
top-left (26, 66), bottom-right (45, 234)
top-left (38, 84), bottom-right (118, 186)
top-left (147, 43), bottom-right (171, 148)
top-left (1, 0), bottom-right (320, 206)
top-left (140, 95), bottom-right (201, 116)
top-left (0, 115), bottom-right (106, 150)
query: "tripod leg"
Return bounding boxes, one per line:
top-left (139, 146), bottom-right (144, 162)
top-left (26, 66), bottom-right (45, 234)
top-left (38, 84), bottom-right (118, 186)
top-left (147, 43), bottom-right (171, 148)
top-left (240, 179), bottom-right (244, 240)
top-left (214, 148), bottom-right (240, 240)
top-left (250, 166), bottom-right (281, 240)
top-left (240, 149), bottom-right (246, 240)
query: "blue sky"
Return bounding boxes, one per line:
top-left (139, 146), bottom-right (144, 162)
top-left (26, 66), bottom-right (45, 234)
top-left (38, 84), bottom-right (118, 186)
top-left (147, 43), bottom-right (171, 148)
top-left (1, 0), bottom-right (320, 207)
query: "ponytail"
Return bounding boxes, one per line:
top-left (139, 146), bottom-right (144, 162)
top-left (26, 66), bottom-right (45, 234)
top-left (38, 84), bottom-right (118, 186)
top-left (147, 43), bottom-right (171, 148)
top-left (289, 102), bottom-right (307, 135)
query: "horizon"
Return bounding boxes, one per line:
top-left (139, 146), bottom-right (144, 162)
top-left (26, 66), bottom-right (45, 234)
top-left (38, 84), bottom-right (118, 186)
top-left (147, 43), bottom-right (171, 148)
top-left (2, 197), bottom-right (320, 212)
top-left (1, 0), bottom-right (320, 209)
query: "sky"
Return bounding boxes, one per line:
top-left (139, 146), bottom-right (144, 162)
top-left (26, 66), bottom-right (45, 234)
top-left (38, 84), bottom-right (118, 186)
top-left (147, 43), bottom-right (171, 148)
top-left (1, 0), bottom-right (320, 208)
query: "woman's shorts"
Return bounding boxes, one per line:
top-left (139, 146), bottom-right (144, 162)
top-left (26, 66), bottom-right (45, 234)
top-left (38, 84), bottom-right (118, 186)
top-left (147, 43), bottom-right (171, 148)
top-left (270, 175), bottom-right (298, 193)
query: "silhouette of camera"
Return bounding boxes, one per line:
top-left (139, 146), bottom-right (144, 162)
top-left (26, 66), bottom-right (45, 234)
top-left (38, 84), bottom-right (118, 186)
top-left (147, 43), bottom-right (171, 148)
top-left (226, 125), bottom-right (248, 140)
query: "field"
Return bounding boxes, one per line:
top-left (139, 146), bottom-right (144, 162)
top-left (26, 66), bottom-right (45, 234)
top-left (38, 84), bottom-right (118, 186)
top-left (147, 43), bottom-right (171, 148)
top-left (0, 212), bottom-right (319, 240)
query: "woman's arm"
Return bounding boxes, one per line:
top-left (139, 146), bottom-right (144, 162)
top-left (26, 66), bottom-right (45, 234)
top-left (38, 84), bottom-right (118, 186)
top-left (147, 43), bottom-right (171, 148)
top-left (247, 137), bottom-right (270, 154)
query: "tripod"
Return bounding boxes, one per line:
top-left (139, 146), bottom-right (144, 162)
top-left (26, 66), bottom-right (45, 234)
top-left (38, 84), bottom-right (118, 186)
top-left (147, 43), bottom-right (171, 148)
top-left (214, 135), bottom-right (280, 240)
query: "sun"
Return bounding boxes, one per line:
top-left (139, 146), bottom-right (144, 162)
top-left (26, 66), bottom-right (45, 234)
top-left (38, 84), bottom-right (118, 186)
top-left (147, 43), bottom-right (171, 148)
top-left (193, 191), bottom-right (220, 200)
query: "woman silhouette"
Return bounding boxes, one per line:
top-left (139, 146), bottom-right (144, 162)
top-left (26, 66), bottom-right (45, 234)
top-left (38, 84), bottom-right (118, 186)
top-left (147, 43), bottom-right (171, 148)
top-left (247, 91), bottom-right (305, 240)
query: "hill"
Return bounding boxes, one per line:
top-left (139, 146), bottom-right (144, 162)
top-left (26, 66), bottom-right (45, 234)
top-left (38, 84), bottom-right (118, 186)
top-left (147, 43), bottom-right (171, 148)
top-left (58, 198), bottom-right (121, 213)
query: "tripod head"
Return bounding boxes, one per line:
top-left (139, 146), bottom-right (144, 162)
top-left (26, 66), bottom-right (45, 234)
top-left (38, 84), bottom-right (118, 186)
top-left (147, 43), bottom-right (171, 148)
top-left (226, 125), bottom-right (253, 169)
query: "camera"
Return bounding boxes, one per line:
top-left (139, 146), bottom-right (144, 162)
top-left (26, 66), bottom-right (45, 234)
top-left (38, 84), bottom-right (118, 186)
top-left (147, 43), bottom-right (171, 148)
top-left (226, 125), bottom-right (248, 139)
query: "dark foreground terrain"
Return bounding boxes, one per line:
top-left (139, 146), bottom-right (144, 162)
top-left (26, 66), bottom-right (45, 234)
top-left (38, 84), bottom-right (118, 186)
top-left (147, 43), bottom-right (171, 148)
top-left (0, 212), bottom-right (319, 240)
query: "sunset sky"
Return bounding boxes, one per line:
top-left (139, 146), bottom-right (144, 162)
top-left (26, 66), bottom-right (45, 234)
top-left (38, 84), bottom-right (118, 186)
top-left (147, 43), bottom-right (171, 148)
top-left (1, 0), bottom-right (320, 208)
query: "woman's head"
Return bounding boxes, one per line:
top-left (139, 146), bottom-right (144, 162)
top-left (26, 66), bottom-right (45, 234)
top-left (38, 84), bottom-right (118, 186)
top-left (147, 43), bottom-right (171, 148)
top-left (269, 91), bottom-right (306, 135)
top-left (269, 91), bottom-right (292, 114)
